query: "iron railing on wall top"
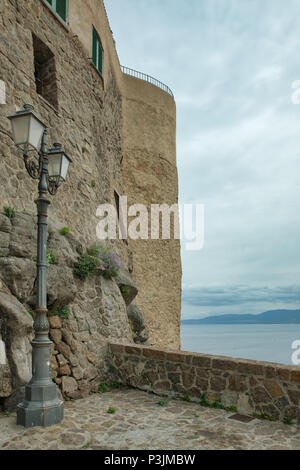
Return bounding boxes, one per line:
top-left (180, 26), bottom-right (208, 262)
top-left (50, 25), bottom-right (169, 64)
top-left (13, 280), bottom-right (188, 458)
top-left (121, 66), bottom-right (174, 98)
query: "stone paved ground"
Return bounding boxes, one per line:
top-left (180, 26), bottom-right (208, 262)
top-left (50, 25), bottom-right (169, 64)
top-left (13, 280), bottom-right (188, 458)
top-left (0, 389), bottom-right (299, 450)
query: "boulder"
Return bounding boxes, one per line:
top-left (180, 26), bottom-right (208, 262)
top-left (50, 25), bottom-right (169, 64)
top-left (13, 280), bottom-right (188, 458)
top-left (0, 291), bottom-right (33, 408)
top-left (127, 302), bottom-right (149, 344)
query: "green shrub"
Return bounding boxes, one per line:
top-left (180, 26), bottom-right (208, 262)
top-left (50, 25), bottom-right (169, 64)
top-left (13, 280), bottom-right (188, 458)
top-left (4, 207), bottom-right (15, 219)
top-left (120, 285), bottom-right (131, 295)
top-left (49, 306), bottom-right (70, 321)
top-left (59, 226), bottom-right (70, 235)
top-left (107, 407), bottom-right (116, 414)
top-left (155, 400), bottom-right (168, 407)
top-left (46, 250), bottom-right (56, 266)
top-left (98, 382), bottom-right (109, 394)
top-left (74, 253), bottom-right (99, 281)
top-left (76, 243), bottom-right (120, 280)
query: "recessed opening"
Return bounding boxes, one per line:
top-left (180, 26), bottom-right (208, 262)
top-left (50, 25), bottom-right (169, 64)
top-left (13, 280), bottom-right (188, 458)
top-left (32, 34), bottom-right (58, 109)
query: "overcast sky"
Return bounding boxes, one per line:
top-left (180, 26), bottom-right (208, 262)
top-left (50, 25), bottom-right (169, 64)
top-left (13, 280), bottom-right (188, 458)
top-left (105, 0), bottom-right (300, 319)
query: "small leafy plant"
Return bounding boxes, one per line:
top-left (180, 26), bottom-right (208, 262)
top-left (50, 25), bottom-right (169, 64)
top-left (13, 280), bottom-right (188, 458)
top-left (4, 411), bottom-right (10, 417)
top-left (98, 380), bottom-right (123, 394)
top-left (155, 400), bottom-right (168, 407)
top-left (34, 250), bottom-right (57, 267)
top-left (120, 285), bottom-right (131, 295)
top-left (59, 226), bottom-right (70, 236)
top-left (4, 207), bottom-right (15, 219)
top-left (253, 411), bottom-right (276, 422)
top-left (107, 407), bottom-right (116, 414)
top-left (54, 306), bottom-right (70, 321)
top-left (46, 250), bottom-right (57, 266)
top-left (98, 382), bottom-right (109, 394)
top-left (183, 395), bottom-right (192, 403)
top-left (74, 253), bottom-right (99, 280)
top-left (284, 413), bottom-right (294, 425)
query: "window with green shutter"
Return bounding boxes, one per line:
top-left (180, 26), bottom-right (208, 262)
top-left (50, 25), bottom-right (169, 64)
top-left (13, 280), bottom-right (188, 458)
top-left (92, 26), bottom-right (103, 75)
top-left (45, 0), bottom-right (68, 24)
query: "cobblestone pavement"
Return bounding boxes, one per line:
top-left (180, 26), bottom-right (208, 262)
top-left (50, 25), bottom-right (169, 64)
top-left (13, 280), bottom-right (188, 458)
top-left (0, 389), bottom-right (299, 450)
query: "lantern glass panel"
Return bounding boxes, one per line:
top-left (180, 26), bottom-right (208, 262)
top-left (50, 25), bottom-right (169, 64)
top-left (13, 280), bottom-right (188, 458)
top-left (48, 153), bottom-right (62, 178)
top-left (28, 115), bottom-right (44, 149)
top-left (10, 114), bottom-right (30, 147)
top-left (60, 154), bottom-right (70, 181)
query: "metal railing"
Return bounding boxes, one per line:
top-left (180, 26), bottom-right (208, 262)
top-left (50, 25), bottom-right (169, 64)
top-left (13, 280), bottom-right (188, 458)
top-left (121, 66), bottom-right (174, 98)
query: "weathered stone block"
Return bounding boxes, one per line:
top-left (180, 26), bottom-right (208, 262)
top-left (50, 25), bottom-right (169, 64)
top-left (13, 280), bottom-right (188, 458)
top-left (251, 386), bottom-right (272, 403)
top-left (58, 364), bottom-right (71, 376)
top-left (57, 342), bottom-right (71, 360)
top-left (48, 316), bottom-right (62, 329)
top-left (212, 358), bottom-right (237, 371)
top-left (192, 356), bottom-right (211, 368)
top-left (291, 371), bottom-right (300, 383)
top-left (154, 380), bottom-right (171, 391)
top-left (210, 376), bottom-right (226, 392)
top-left (263, 380), bottom-right (284, 398)
top-left (61, 376), bottom-right (78, 395)
top-left (49, 328), bottom-right (62, 344)
top-left (228, 375), bottom-right (248, 392)
top-left (237, 362), bottom-right (264, 376)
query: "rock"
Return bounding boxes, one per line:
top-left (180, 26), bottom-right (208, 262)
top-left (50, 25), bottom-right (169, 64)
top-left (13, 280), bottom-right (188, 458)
top-left (0, 292), bottom-right (33, 392)
top-left (61, 376), bottom-right (78, 395)
top-left (72, 366), bottom-right (84, 380)
top-left (49, 328), bottom-right (62, 344)
top-left (47, 265), bottom-right (77, 308)
top-left (57, 354), bottom-right (68, 367)
top-left (61, 328), bottom-right (73, 346)
top-left (0, 257), bottom-right (36, 303)
top-left (116, 267), bottom-right (138, 305)
top-left (0, 214), bottom-right (12, 233)
top-left (263, 380), bottom-right (284, 398)
top-left (58, 364), bottom-right (71, 376)
top-left (0, 232), bottom-right (10, 256)
top-left (47, 230), bottom-right (82, 267)
top-left (127, 303), bottom-right (149, 344)
top-left (48, 316), bottom-right (62, 329)
top-left (57, 342), bottom-right (71, 360)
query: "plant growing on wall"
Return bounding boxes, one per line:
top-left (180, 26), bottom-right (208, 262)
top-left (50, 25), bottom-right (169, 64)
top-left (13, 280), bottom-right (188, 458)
top-left (88, 243), bottom-right (120, 279)
top-left (4, 206), bottom-right (15, 218)
top-left (74, 243), bottom-right (120, 281)
top-left (59, 226), bottom-right (70, 235)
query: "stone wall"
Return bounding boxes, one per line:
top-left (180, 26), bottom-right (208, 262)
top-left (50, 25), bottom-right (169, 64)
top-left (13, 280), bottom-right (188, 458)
top-left (0, 0), bottom-right (129, 264)
top-left (121, 74), bottom-right (182, 350)
top-left (109, 342), bottom-right (300, 424)
top-left (0, 212), bottom-right (136, 410)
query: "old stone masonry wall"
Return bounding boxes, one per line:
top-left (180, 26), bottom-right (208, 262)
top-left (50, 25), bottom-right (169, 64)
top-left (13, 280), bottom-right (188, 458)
top-left (0, 213), bottom-right (150, 409)
top-left (0, 0), bottom-right (149, 408)
top-left (109, 342), bottom-right (300, 424)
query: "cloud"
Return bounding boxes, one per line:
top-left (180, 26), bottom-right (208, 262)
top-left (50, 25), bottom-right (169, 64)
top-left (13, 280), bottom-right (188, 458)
top-left (105, 0), bottom-right (300, 318)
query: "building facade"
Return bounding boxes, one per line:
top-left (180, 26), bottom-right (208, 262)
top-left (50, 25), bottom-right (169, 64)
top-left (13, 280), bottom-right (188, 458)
top-left (0, 0), bottom-right (182, 406)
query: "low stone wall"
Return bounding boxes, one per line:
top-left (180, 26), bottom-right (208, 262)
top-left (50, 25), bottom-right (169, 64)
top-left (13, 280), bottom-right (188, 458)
top-left (109, 342), bottom-right (300, 424)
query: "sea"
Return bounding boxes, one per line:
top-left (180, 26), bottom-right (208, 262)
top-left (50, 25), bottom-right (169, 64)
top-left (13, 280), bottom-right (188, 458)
top-left (180, 324), bottom-right (300, 366)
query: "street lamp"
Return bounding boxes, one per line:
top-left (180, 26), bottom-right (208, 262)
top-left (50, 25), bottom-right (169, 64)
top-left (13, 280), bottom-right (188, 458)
top-left (7, 104), bottom-right (71, 427)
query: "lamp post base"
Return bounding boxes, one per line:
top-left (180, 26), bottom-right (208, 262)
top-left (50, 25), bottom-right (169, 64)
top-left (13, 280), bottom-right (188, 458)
top-left (16, 382), bottom-right (64, 428)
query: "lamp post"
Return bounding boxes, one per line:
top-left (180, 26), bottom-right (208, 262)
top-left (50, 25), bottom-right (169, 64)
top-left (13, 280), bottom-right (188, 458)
top-left (7, 104), bottom-right (71, 427)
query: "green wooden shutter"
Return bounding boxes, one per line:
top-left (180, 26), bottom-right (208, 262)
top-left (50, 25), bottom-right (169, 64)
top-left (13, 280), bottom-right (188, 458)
top-left (46, 0), bottom-right (53, 6)
top-left (92, 27), bottom-right (98, 67)
top-left (56, 0), bottom-right (67, 23)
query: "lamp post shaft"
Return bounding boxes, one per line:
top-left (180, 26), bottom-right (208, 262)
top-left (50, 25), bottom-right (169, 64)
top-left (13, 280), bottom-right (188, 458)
top-left (16, 130), bottom-right (64, 428)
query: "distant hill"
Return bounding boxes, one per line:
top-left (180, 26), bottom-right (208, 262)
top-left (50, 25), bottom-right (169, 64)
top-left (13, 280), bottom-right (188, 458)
top-left (181, 309), bottom-right (300, 325)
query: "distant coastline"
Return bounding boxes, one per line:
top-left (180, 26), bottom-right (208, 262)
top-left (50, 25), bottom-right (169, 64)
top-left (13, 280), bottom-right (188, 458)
top-left (181, 309), bottom-right (300, 325)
